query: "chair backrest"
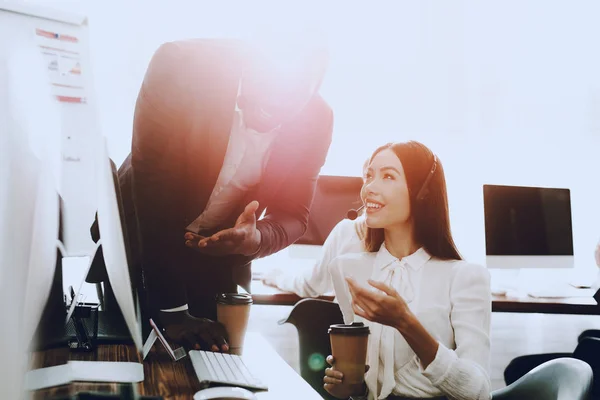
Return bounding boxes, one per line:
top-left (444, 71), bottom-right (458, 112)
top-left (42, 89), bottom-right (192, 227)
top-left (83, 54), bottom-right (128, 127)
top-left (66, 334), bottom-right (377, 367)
top-left (491, 357), bottom-right (593, 400)
top-left (280, 298), bottom-right (344, 400)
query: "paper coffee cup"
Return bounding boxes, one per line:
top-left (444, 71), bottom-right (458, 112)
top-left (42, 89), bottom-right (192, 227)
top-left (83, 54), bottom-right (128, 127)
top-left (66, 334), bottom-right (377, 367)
top-left (328, 322), bottom-right (370, 384)
top-left (216, 293), bottom-right (252, 354)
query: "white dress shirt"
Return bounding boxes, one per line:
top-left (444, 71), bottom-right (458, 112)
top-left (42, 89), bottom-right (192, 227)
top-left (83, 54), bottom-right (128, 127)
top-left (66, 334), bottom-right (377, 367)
top-left (262, 217), bottom-right (364, 297)
top-left (330, 245), bottom-right (492, 400)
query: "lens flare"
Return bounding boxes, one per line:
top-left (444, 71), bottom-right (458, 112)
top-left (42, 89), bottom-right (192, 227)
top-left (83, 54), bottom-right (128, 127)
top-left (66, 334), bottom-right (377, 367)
top-left (307, 352), bottom-right (326, 371)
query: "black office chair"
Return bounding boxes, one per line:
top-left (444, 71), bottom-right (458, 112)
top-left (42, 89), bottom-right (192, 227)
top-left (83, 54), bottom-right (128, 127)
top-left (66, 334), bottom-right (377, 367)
top-left (580, 329), bottom-right (600, 343)
top-left (492, 357), bottom-right (593, 400)
top-left (280, 298), bottom-right (344, 400)
top-left (505, 336), bottom-right (600, 399)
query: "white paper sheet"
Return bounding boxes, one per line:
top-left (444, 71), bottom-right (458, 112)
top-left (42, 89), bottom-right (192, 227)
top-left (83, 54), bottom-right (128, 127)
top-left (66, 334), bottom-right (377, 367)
top-left (329, 254), bottom-right (373, 325)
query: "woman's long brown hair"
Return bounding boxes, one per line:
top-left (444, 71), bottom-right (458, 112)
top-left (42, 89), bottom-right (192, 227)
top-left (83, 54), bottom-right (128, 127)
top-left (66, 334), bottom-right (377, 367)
top-left (357, 141), bottom-right (462, 261)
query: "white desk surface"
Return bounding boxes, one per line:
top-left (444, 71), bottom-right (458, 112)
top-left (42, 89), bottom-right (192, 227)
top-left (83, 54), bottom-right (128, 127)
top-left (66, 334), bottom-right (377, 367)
top-left (243, 332), bottom-right (322, 400)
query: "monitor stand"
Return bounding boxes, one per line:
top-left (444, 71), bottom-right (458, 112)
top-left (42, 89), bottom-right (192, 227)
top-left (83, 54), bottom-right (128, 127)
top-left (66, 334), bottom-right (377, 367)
top-left (31, 261), bottom-right (134, 351)
top-left (94, 280), bottom-right (134, 344)
top-left (489, 268), bottom-right (521, 296)
top-left (30, 250), bottom-right (70, 351)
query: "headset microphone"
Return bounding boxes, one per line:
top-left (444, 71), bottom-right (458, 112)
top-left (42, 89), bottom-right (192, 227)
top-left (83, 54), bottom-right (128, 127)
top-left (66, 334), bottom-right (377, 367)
top-left (346, 154), bottom-right (437, 219)
top-left (346, 205), bottom-right (365, 220)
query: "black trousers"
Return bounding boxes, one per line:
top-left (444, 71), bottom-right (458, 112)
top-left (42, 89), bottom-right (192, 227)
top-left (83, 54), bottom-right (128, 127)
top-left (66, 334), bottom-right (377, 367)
top-left (177, 251), bottom-right (251, 321)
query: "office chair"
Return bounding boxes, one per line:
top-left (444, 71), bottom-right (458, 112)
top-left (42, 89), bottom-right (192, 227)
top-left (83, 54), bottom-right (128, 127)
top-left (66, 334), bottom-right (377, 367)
top-left (280, 298), bottom-right (344, 400)
top-left (580, 329), bottom-right (600, 343)
top-left (505, 336), bottom-right (600, 398)
top-left (492, 358), bottom-right (593, 400)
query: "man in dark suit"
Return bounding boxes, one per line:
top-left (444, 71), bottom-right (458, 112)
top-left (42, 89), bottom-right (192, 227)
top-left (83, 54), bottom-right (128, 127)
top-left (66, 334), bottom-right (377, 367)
top-left (118, 38), bottom-right (333, 351)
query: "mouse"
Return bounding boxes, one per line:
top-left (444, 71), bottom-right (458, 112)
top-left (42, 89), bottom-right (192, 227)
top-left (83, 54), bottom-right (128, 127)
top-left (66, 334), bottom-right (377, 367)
top-left (193, 386), bottom-right (258, 400)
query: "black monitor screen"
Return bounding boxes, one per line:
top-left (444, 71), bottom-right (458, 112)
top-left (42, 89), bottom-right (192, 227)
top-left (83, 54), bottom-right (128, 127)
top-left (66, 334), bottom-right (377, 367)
top-left (296, 175), bottom-right (364, 245)
top-left (483, 184), bottom-right (574, 256)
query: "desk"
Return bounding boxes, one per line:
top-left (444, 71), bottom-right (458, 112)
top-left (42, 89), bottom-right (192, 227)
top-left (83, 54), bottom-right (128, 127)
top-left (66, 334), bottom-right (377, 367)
top-left (491, 292), bottom-right (600, 315)
top-left (250, 280), bottom-right (334, 305)
top-left (30, 332), bottom-right (322, 400)
top-left (251, 281), bottom-right (600, 315)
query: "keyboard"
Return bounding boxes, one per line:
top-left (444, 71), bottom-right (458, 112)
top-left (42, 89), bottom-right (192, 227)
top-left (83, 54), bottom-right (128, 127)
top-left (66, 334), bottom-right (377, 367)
top-left (189, 350), bottom-right (268, 391)
top-left (527, 287), bottom-right (595, 298)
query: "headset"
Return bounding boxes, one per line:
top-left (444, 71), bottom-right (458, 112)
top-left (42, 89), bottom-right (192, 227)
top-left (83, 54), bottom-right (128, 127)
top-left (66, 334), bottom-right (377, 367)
top-left (347, 154), bottom-right (438, 219)
top-left (415, 154), bottom-right (438, 201)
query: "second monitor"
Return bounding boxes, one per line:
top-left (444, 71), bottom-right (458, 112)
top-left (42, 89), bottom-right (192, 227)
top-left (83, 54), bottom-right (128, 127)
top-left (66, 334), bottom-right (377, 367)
top-left (296, 175), bottom-right (363, 246)
top-left (288, 175), bottom-right (363, 259)
top-left (483, 184), bottom-right (574, 269)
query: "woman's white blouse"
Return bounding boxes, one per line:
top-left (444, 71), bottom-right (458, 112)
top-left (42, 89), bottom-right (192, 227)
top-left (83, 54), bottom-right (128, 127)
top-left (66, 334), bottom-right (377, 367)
top-left (329, 245), bottom-right (492, 400)
top-left (263, 217), bottom-right (363, 297)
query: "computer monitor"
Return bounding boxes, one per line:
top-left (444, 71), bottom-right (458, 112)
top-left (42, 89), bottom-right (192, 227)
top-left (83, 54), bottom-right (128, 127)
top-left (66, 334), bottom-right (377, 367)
top-left (34, 137), bottom-right (144, 352)
top-left (0, 0), bottom-right (140, 344)
top-left (483, 184), bottom-right (575, 269)
top-left (0, 105), bottom-right (38, 400)
top-left (295, 175), bottom-right (364, 246)
top-left (1, 3), bottom-right (143, 392)
top-left (0, 140), bottom-right (44, 400)
top-left (93, 138), bottom-right (143, 350)
top-left (285, 175), bottom-right (363, 260)
top-left (0, 31), bottom-right (63, 398)
top-left (0, 0), bottom-right (99, 256)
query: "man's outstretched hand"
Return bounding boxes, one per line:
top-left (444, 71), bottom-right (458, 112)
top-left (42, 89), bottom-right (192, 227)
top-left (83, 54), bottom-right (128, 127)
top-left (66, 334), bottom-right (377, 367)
top-left (158, 310), bottom-right (229, 352)
top-left (184, 201), bottom-right (262, 256)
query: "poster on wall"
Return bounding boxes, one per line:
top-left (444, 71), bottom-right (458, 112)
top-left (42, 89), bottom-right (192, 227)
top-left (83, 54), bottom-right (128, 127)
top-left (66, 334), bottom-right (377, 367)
top-left (34, 28), bottom-right (86, 104)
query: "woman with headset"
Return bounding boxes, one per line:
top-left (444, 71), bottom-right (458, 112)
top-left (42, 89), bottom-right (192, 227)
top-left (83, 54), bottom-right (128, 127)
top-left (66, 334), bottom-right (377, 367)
top-left (323, 141), bottom-right (492, 400)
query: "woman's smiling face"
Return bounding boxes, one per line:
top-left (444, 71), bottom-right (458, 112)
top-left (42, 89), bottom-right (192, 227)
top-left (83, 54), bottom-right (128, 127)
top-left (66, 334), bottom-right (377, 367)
top-left (361, 148), bottom-right (412, 229)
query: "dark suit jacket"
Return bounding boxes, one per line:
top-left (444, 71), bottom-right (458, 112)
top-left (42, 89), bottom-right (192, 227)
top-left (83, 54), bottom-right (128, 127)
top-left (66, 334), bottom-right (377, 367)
top-left (118, 39), bottom-right (333, 312)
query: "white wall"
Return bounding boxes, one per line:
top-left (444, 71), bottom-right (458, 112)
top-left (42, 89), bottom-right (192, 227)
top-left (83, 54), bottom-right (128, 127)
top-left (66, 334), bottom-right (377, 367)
top-left (40, 1), bottom-right (600, 266)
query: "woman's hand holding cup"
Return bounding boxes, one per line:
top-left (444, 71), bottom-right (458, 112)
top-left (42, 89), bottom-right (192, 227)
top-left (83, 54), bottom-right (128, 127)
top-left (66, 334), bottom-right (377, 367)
top-left (323, 355), bottom-right (369, 399)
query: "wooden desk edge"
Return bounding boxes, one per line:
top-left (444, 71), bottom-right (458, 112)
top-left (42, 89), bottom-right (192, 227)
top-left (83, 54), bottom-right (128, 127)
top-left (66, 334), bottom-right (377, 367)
top-left (252, 292), bottom-right (334, 305)
top-left (251, 283), bottom-right (600, 315)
